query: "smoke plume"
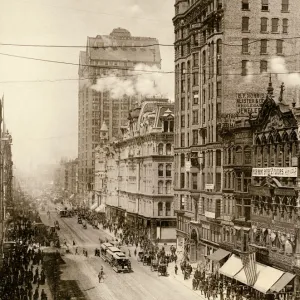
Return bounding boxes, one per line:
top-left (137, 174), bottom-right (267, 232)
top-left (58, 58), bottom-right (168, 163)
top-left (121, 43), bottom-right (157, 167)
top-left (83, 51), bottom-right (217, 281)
top-left (270, 57), bottom-right (300, 87)
top-left (91, 63), bottom-right (172, 100)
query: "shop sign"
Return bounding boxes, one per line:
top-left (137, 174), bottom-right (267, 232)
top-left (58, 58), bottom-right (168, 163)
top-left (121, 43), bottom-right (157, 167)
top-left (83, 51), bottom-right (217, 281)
top-left (252, 167), bottom-right (298, 178)
top-left (205, 211), bottom-right (215, 219)
top-left (249, 185), bottom-right (272, 197)
top-left (185, 161), bottom-right (191, 172)
top-left (236, 92), bottom-right (265, 116)
top-left (205, 184), bottom-right (214, 190)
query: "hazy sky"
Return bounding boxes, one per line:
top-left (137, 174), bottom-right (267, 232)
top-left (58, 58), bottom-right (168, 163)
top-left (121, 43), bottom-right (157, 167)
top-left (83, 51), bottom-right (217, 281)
top-left (0, 0), bottom-right (174, 174)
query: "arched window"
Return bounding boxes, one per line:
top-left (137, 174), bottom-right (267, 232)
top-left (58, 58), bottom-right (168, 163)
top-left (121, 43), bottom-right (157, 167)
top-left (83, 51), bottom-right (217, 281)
top-left (158, 202), bottom-right (163, 216)
top-left (181, 153), bottom-right (185, 167)
top-left (216, 150), bottom-right (222, 166)
top-left (235, 146), bottom-right (242, 165)
top-left (244, 146), bottom-right (251, 165)
top-left (158, 143), bottom-right (164, 155)
top-left (166, 143), bottom-right (172, 155)
top-left (166, 181), bottom-right (172, 194)
top-left (158, 164), bottom-right (164, 177)
top-left (166, 202), bottom-right (171, 215)
top-left (166, 164), bottom-right (172, 177)
top-left (228, 148), bottom-right (231, 164)
top-left (158, 181), bottom-right (164, 194)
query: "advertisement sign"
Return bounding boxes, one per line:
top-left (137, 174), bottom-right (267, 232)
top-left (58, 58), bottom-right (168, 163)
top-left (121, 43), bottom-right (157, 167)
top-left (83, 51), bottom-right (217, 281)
top-left (236, 93), bottom-right (265, 116)
top-left (252, 167), bottom-right (298, 178)
top-left (205, 184), bottom-right (214, 190)
top-left (185, 161), bottom-right (191, 172)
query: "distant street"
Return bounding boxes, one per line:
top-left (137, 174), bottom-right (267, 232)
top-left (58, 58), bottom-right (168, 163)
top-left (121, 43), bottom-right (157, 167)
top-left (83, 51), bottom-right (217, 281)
top-left (40, 209), bottom-right (201, 300)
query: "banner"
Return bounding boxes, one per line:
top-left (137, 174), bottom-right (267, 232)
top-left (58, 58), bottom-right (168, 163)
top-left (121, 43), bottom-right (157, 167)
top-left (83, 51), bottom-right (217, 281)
top-left (252, 167), bottom-right (298, 178)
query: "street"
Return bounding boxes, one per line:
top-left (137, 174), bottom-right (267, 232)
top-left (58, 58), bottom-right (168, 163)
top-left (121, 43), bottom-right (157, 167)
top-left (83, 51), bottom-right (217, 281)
top-left (40, 209), bottom-right (201, 300)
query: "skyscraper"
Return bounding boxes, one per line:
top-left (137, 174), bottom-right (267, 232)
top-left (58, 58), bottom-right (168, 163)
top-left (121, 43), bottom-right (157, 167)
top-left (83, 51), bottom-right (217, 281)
top-left (78, 28), bottom-right (161, 196)
top-left (173, 0), bottom-right (300, 262)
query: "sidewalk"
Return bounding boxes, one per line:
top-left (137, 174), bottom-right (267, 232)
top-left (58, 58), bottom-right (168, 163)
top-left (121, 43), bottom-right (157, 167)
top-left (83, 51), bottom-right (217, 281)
top-left (99, 225), bottom-right (222, 299)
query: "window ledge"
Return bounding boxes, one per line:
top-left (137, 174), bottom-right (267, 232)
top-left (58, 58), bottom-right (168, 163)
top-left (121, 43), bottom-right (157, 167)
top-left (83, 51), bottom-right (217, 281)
top-left (260, 31), bottom-right (269, 34)
top-left (242, 9), bottom-right (250, 11)
top-left (242, 30), bottom-right (250, 33)
top-left (281, 10), bottom-right (290, 13)
top-left (242, 52), bottom-right (251, 55)
top-left (271, 31), bottom-right (280, 34)
top-left (261, 9), bottom-right (270, 12)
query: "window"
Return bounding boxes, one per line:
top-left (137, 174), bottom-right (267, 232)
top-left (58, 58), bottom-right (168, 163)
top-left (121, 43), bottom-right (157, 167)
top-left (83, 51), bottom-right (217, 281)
top-left (193, 92), bottom-right (199, 105)
top-left (261, 0), bottom-right (268, 11)
top-left (260, 39), bottom-right (268, 54)
top-left (272, 18), bottom-right (279, 33)
top-left (216, 150), bottom-right (222, 166)
top-left (192, 130), bottom-right (198, 145)
top-left (242, 17), bottom-right (249, 32)
top-left (242, 60), bottom-right (248, 76)
top-left (158, 143), bottom-right (164, 155)
top-left (283, 19), bottom-right (288, 33)
top-left (216, 173), bottom-right (221, 192)
top-left (158, 164), bottom-right (164, 177)
top-left (193, 72), bottom-right (199, 86)
top-left (166, 201), bottom-right (171, 214)
top-left (277, 40), bottom-right (283, 54)
top-left (244, 146), bottom-right (252, 164)
top-left (217, 81), bottom-right (222, 97)
top-left (181, 115), bottom-right (185, 127)
top-left (193, 53), bottom-right (199, 67)
top-left (180, 195), bottom-right (185, 210)
top-left (181, 133), bottom-right (185, 147)
top-left (242, 38), bottom-right (249, 54)
top-left (242, 0), bottom-right (249, 10)
top-left (166, 143), bottom-right (172, 155)
top-left (192, 110), bottom-right (199, 125)
top-left (158, 182), bottom-right (163, 194)
top-left (181, 153), bottom-right (185, 167)
top-left (158, 202), bottom-right (163, 215)
top-left (236, 146), bottom-right (243, 165)
top-left (282, 0), bottom-right (289, 12)
top-left (166, 164), bottom-right (172, 177)
top-left (192, 173), bottom-right (198, 190)
top-left (260, 60), bottom-right (268, 73)
top-left (180, 173), bottom-right (185, 188)
top-left (261, 18), bottom-right (268, 32)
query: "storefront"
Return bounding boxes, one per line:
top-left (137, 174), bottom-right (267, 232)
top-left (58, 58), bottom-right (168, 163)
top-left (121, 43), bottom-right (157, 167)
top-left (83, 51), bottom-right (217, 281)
top-left (218, 254), bottom-right (296, 299)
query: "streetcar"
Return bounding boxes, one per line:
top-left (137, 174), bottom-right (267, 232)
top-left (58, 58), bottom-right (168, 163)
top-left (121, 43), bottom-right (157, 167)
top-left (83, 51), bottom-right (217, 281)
top-left (100, 243), bottom-right (132, 272)
top-left (59, 209), bottom-right (68, 217)
top-left (111, 252), bottom-right (132, 273)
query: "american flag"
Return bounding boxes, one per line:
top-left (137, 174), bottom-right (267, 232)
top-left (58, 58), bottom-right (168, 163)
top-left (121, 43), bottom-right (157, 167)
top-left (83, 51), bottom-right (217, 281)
top-left (241, 251), bottom-right (257, 286)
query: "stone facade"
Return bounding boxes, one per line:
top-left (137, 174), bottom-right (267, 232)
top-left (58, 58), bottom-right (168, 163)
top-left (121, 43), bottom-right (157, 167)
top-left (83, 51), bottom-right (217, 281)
top-left (172, 0), bottom-right (300, 264)
top-left (78, 28), bottom-right (161, 197)
top-left (94, 99), bottom-right (176, 242)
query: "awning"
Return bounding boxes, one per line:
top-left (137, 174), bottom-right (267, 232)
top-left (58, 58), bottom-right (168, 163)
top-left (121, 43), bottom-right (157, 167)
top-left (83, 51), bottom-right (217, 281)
top-left (69, 194), bottom-right (74, 200)
top-left (269, 272), bottom-right (295, 293)
top-left (219, 255), bottom-right (243, 278)
top-left (207, 249), bottom-right (231, 262)
top-left (253, 266), bottom-right (284, 294)
top-left (90, 203), bottom-right (98, 210)
top-left (234, 262), bottom-right (266, 286)
top-left (95, 204), bottom-right (105, 213)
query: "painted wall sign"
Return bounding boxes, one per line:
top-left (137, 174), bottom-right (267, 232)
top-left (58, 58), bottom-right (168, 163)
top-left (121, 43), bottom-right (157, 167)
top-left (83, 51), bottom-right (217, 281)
top-left (252, 167), bottom-right (298, 178)
top-left (236, 93), bottom-right (265, 116)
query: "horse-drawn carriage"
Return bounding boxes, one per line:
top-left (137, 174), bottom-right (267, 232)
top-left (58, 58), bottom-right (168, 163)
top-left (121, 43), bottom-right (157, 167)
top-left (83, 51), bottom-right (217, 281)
top-left (143, 254), bottom-right (151, 266)
top-left (137, 251), bottom-right (144, 262)
top-left (150, 259), bottom-right (158, 271)
top-left (158, 263), bottom-right (168, 276)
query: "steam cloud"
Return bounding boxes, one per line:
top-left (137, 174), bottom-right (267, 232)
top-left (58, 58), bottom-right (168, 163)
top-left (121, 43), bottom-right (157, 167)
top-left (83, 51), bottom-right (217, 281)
top-left (270, 57), bottom-right (300, 87)
top-left (91, 64), bottom-right (172, 100)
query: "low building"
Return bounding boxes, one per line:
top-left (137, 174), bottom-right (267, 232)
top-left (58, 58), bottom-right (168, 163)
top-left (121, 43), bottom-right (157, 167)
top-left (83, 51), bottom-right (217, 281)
top-left (95, 99), bottom-right (176, 242)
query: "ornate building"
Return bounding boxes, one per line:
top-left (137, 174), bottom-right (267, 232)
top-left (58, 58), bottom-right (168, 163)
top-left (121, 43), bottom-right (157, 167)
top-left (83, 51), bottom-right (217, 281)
top-left (172, 0), bottom-right (300, 265)
top-left (95, 99), bottom-right (176, 242)
top-left (78, 28), bottom-right (161, 197)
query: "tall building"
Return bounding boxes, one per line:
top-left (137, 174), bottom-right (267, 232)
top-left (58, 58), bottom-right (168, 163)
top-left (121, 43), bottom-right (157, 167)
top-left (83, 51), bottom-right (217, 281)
top-left (78, 28), bottom-right (161, 196)
top-left (95, 99), bottom-right (176, 242)
top-left (172, 0), bottom-right (300, 263)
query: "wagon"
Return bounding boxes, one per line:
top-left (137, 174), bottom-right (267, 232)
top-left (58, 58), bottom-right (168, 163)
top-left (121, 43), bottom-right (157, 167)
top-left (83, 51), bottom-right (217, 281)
top-left (143, 254), bottom-right (151, 266)
top-left (158, 263), bottom-right (168, 276)
top-left (137, 251), bottom-right (144, 262)
top-left (151, 259), bottom-right (158, 271)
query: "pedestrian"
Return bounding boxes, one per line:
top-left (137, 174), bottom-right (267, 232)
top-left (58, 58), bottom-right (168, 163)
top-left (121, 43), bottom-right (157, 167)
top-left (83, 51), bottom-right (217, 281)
top-left (72, 240), bottom-right (75, 246)
top-left (75, 247), bottom-right (78, 255)
top-left (134, 249), bottom-right (137, 256)
top-left (175, 264), bottom-right (178, 275)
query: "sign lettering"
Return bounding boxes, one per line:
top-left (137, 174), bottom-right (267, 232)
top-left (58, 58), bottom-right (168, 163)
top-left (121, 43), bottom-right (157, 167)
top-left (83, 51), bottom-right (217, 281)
top-left (236, 93), bottom-right (265, 116)
top-left (252, 167), bottom-right (298, 178)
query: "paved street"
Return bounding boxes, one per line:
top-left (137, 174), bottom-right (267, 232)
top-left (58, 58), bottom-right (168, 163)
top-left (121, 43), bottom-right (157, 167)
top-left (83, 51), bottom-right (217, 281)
top-left (40, 209), bottom-right (202, 300)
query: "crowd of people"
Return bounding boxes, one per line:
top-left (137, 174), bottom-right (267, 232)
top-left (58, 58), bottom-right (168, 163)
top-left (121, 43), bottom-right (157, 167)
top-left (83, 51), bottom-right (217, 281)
top-left (0, 217), bottom-right (49, 300)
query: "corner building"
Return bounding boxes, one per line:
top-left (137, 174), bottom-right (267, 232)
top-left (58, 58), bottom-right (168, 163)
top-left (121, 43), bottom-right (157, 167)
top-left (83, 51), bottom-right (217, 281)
top-left (78, 28), bottom-right (161, 197)
top-left (95, 99), bottom-right (176, 242)
top-left (173, 0), bottom-right (300, 263)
